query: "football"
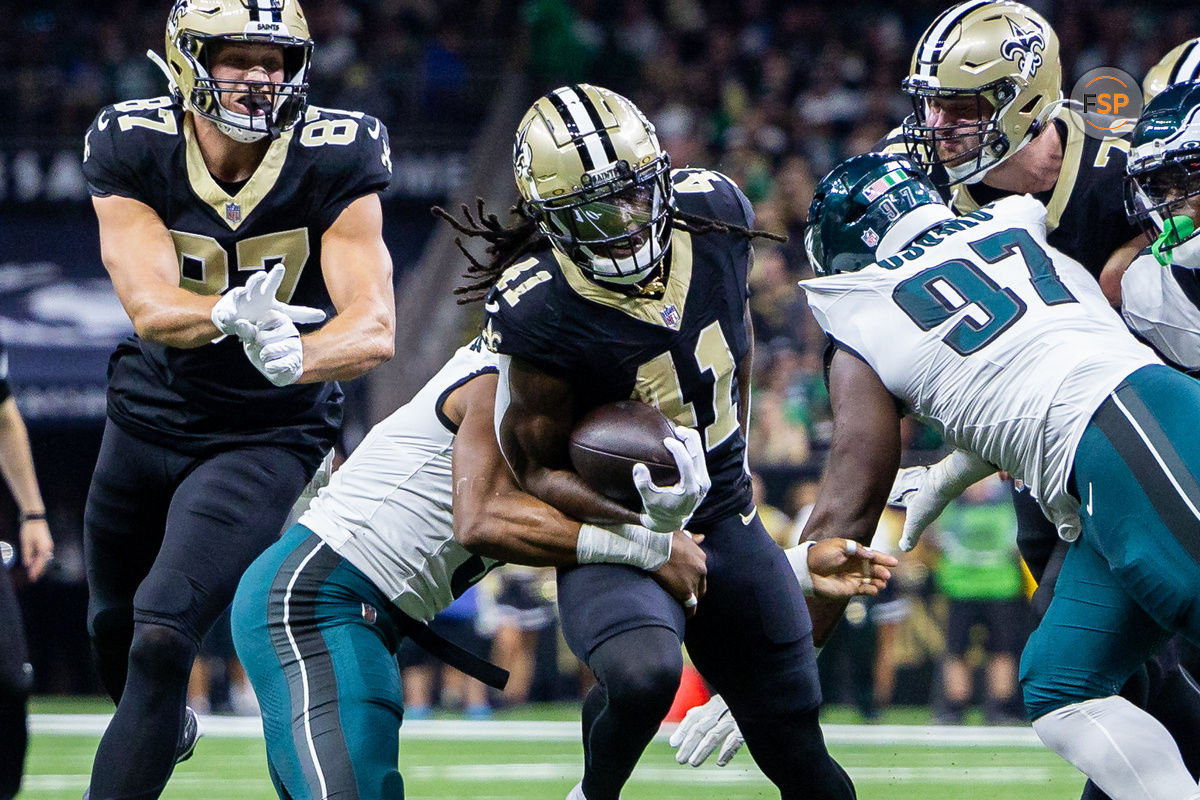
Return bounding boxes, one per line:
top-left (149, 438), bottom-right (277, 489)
top-left (568, 401), bottom-right (681, 510)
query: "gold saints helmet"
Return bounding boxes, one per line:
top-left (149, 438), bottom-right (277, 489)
top-left (1143, 39), bottom-right (1200, 103)
top-left (901, 0), bottom-right (1062, 186)
top-left (163, 0), bottom-right (313, 143)
top-left (513, 85), bottom-right (673, 286)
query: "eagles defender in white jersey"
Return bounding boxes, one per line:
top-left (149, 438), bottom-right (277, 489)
top-left (229, 334), bottom-right (892, 800)
top-left (803, 153), bottom-right (1200, 800)
top-left (676, 153), bottom-right (1200, 799)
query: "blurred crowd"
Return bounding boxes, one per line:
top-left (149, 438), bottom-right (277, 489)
top-left (0, 0), bottom-right (522, 144)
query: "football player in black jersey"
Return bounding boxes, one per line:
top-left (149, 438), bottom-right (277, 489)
top-left (881, 6), bottom-right (1200, 800)
top-left (440, 84), bottom-right (862, 800)
top-left (79, 1), bottom-right (395, 797)
top-left (0, 337), bottom-right (53, 800)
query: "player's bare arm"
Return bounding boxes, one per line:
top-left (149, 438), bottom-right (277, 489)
top-left (296, 194), bottom-right (395, 382)
top-left (1098, 232), bottom-right (1153, 305)
top-left (93, 194), bottom-right (225, 348)
top-left (449, 372), bottom-right (707, 607)
top-left (495, 354), bottom-right (644, 526)
top-left (800, 347), bottom-right (902, 646)
top-left (0, 397), bottom-right (53, 581)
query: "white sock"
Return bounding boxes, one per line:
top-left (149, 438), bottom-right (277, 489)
top-left (1032, 696), bottom-right (1200, 800)
top-left (565, 782), bottom-right (587, 800)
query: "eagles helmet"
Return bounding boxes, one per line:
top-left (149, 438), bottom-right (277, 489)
top-left (1125, 81), bottom-right (1200, 264)
top-left (805, 153), bottom-right (951, 276)
top-left (164, 0), bottom-right (313, 143)
top-left (1143, 39), bottom-right (1200, 103)
top-left (902, 1), bottom-right (1061, 187)
top-left (513, 85), bottom-right (673, 286)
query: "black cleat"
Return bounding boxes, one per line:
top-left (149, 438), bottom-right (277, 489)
top-left (176, 706), bottom-right (203, 764)
top-left (82, 707), bottom-right (202, 798)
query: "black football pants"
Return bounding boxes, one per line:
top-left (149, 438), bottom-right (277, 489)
top-left (83, 419), bottom-right (313, 799)
top-left (0, 561), bottom-right (31, 800)
top-left (557, 508), bottom-right (853, 800)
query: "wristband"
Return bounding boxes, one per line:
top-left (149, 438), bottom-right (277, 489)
top-left (785, 541), bottom-right (818, 596)
top-left (19, 511), bottom-right (46, 523)
top-left (577, 523), bottom-right (673, 570)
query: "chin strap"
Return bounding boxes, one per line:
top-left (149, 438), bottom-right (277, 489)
top-left (1153, 215), bottom-right (1197, 266)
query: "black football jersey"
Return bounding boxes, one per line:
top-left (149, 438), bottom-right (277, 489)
top-left (482, 169), bottom-right (756, 525)
top-left (82, 97), bottom-right (391, 460)
top-left (0, 337), bottom-right (9, 405)
top-left (948, 112), bottom-right (1138, 278)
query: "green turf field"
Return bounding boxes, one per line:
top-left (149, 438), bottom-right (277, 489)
top-left (19, 701), bottom-right (1086, 799)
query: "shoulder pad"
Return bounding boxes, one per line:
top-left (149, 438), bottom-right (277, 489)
top-left (295, 106), bottom-right (392, 227)
top-left (671, 168), bottom-right (754, 229)
top-left (987, 194), bottom-right (1048, 230)
top-left (480, 253), bottom-right (559, 358)
top-left (874, 125), bottom-right (910, 155)
top-left (484, 254), bottom-right (557, 317)
top-left (83, 98), bottom-right (181, 199)
top-left (300, 105), bottom-right (392, 183)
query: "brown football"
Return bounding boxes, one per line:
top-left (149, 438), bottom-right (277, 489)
top-left (568, 401), bottom-right (681, 510)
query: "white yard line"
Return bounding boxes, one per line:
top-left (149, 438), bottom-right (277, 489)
top-left (30, 714), bottom-right (1043, 747)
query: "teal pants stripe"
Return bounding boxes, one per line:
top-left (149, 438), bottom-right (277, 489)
top-left (232, 524), bottom-right (406, 800)
top-left (1021, 365), bottom-right (1200, 720)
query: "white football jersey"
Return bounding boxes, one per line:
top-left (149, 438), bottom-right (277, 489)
top-left (1121, 252), bottom-right (1200, 371)
top-left (300, 341), bottom-right (501, 621)
top-left (802, 195), bottom-right (1159, 537)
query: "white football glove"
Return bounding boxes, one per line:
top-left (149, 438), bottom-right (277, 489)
top-left (211, 264), bottom-right (326, 337)
top-left (235, 310), bottom-right (305, 387)
top-left (669, 694), bottom-right (743, 768)
top-left (889, 449), bottom-right (995, 551)
top-left (634, 426), bottom-right (711, 533)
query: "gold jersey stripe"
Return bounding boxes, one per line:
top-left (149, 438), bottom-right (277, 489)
top-left (183, 114), bottom-right (294, 232)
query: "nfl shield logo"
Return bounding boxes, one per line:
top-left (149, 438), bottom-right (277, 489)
top-left (660, 304), bottom-right (681, 329)
top-left (861, 228), bottom-right (880, 248)
top-left (225, 202), bottom-right (242, 223)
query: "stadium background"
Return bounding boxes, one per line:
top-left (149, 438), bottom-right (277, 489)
top-left (2, 0), bottom-right (1196, 770)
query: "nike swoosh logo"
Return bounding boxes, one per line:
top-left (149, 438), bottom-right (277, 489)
top-left (97, 112), bottom-right (109, 131)
top-left (368, 119), bottom-right (381, 139)
top-left (739, 506), bottom-right (757, 526)
top-left (1086, 482), bottom-right (1093, 516)
top-left (483, 300), bottom-right (500, 313)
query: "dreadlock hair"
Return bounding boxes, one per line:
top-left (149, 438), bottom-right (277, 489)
top-left (433, 198), bottom-right (789, 304)
top-left (432, 199), bottom-right (550, 304)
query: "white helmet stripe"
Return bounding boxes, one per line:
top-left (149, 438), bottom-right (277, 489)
top-left (917, 0), bottom-right (992, 77)
top-left (249, 0), bottom-right (284, 23)
top-left (1173, 42), bottom-right (1200, 86)
top-left (554, 86), bottom-right (613, 171)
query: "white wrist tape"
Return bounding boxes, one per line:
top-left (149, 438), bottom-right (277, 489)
top-left (785, 541), bottom-right (818, 596)
top-left (577, 523), bottom-right (673, 570)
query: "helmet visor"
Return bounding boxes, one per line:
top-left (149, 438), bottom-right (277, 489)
top-left (557, 184), bottom-right (656, 245)
top-left (1127, 155), bottom-right (1200, 251)
top-left (1137, 159), bottom-right (1200, 210)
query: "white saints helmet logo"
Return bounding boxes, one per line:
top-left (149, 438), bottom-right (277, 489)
top-left (1000, 17), bottom-right (1046, 79)
top-left (512, 124), bottom-right (534, 189)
